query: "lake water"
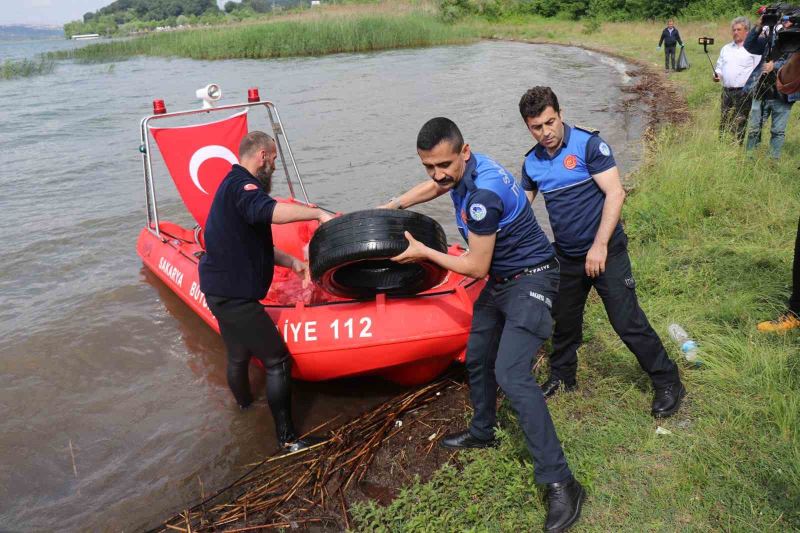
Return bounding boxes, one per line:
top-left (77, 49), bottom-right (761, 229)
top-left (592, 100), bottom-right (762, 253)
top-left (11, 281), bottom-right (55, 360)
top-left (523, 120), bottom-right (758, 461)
top-left (0, 38), bottom-right (644, 531)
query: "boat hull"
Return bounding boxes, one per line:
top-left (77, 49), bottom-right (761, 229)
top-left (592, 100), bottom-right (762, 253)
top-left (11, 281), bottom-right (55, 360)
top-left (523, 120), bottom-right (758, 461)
top-left (137, 222), bottom-right (484, 385)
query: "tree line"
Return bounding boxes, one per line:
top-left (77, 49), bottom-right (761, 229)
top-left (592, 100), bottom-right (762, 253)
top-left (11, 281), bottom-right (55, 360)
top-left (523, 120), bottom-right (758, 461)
top-left (439, 0), bottom-right (759, 22)
top-left (63, 0), bottom-right (305, 38)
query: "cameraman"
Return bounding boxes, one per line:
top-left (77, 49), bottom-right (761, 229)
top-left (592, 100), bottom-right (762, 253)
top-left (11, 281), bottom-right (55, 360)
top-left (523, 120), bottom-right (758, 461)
top-left (757, 42), bottom-right (800, 332)
top-left (743, 17), bottom-right (799, 158)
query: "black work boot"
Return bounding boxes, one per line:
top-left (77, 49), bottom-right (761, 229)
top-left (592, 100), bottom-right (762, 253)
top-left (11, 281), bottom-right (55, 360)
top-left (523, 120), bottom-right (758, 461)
top-left (440, 430), bottom-right (497, 449)
top-left (281, 435), bottom-right (327, 453)
top-left (544, 477), bottom-right (585, 532)
top-left (274, 411), bottom-right (327, 453)
top-left (651, 381), bottom-right (686, 418)
top-left (541, 375), bottom-right (578, 399)
top-left (268, 360), bottom-right (327, 453)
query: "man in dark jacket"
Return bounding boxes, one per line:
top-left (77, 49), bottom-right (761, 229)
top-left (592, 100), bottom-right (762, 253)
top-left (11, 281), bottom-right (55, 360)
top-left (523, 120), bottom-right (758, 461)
top-left (658, 19), bottom-right (684, 71)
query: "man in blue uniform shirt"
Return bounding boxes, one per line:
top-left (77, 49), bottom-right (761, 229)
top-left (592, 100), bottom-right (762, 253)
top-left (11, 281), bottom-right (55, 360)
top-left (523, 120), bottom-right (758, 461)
top-left (518, 86), bottom-right (685, 418)
top-left (386, 117), bottom-right (584, 532)
top-left (200, 131), bottom-right (332, 452)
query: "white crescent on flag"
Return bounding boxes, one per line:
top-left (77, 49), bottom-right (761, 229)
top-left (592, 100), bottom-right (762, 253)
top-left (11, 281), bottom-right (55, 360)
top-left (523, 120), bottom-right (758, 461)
top-left (188, 145), bottom-right (239, 194)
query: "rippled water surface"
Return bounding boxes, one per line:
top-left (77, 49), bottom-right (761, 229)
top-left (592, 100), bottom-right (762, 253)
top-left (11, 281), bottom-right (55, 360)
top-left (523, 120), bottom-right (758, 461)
top-left (0, 39), bottom-right (644, 531)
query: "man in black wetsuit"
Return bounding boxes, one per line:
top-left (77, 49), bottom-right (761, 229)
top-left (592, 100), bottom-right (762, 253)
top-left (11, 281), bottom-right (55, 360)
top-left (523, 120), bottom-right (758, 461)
top-left (199, 131), bottom-right (332, 452)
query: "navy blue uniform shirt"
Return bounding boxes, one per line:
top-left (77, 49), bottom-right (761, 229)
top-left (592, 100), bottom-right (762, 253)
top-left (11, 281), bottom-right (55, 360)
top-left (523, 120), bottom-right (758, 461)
top-left (451, 152), bottom-right (553, 277)
top-left (520, 124), bottom-right (622, 257)
top-left (199, 164), bottom-right (277, 300)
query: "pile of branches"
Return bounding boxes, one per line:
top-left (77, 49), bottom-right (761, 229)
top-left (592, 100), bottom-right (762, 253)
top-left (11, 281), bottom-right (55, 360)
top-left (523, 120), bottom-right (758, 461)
top-left (154, 376), bottom-right (460, 532)
top-left (622, 67), bottom-right (690, 130)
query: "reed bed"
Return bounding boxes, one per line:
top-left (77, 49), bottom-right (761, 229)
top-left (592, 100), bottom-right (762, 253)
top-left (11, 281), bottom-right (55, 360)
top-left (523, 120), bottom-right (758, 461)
top-left (153, 375), bottom-right (463, 531)
top-left (1, 57), bottom-right (55, 80)
top-left (50, 14), bottom-right (475, 62)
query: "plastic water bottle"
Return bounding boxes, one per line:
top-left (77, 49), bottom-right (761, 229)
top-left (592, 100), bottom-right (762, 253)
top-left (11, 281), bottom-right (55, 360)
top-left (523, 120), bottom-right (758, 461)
top-left (668, 323), bottom-right (700, 364)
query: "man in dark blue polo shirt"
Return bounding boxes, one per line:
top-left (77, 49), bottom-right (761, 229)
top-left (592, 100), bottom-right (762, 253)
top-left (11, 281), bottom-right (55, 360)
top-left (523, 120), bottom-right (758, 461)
top-left (387, 117), bottom-right (584, 532)
top-left (518, 86), bottom-right (684, 418)
top-left (200, 131), bottom-right (332, 452)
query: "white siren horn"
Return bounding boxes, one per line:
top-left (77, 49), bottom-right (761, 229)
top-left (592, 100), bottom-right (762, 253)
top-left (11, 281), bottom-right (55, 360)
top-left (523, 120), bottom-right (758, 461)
top-left (196, 83), bottom-right (222, 109)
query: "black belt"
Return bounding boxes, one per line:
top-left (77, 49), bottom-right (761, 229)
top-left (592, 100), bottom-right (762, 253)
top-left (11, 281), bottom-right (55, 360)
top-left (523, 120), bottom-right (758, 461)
top-left (492, 257), bottom-right (558, 284)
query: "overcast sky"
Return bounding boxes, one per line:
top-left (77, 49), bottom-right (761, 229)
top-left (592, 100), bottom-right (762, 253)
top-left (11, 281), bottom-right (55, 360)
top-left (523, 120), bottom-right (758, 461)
top-left (0, 0), bottom-right (226, 26)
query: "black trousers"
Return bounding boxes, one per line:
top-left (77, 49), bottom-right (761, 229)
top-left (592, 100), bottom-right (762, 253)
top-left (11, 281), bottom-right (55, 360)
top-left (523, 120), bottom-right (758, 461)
top-left (206, 296), bottom-right (296, 441)
top-left (720, 88), bottom-right (752, 144)
top-left (550, 240), bottom-right (680, 389)
top-left (664, 45), bottom-right (677, 70)
top-left (790, 216), bottom-right (800, 314)
top-left (466, 266), bottom-right (572, 484)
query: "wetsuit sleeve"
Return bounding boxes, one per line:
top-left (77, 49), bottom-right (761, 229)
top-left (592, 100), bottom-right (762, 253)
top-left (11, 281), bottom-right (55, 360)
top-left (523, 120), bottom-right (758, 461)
top-left (676, 29), bottom-right (683, 46)
top-left (234, 179), bottom-right (277, 225)
top-left (658, 30), bottom-right (665, 47)
top-left (585, 135), bottom-right (617, 175)
top-left (465, 189), bottom-right (503, 235)
top-left (520, 163), bottom-right (538, 192)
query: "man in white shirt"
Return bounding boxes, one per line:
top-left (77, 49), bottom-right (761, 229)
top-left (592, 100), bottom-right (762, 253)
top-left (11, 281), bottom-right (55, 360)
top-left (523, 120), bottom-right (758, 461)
top-left (714, 16), bottom-right (762, 143)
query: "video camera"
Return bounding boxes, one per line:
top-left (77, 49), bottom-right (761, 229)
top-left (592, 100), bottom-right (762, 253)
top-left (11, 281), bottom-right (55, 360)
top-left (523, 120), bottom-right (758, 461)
top-left (759, 3), bottom-right (800, 56)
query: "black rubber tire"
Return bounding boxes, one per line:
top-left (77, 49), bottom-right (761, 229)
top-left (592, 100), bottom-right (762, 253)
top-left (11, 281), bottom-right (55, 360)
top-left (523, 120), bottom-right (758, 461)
top-left (309, 209), bottom-right (449, 298)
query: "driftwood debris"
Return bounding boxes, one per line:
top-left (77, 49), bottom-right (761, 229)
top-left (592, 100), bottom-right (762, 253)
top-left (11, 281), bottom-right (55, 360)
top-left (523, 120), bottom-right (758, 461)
top-left (153, 376), bottom-right (463, 532)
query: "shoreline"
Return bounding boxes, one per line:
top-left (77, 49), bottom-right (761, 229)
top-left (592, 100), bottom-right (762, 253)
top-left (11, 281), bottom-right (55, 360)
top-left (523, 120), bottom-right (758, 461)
top-left (488, 36), bottom-right (690, 132)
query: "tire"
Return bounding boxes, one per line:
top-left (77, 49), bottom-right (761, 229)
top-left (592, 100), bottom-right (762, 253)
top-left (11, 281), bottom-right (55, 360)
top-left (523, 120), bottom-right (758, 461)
top-left (309, 209), bottom-right (449, 298)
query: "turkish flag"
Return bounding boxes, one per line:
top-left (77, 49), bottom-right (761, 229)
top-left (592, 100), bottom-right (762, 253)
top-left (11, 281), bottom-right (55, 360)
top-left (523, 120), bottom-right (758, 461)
top-left (151, 111), bottom-right (248, 228)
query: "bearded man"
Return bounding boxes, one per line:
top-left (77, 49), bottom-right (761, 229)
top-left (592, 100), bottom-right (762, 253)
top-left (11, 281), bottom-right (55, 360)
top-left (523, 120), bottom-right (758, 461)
top-left (199, 131), bottom-right (331, 452)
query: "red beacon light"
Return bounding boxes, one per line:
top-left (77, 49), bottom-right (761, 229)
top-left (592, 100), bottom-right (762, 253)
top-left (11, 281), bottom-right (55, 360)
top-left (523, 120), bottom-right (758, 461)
top-left (152, 99), bottom-right (167, 115)
top-left (248, 87), bottom-right (261, 103)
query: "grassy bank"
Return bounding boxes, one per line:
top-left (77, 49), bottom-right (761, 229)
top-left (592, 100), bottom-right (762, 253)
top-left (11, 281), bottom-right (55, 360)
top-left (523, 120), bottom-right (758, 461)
top-left (350, 16), bottom-right (800, 532)
top-left (50, 11), bottom-right (475, 62)
top-left (1, 57), bottom-right (55, 80)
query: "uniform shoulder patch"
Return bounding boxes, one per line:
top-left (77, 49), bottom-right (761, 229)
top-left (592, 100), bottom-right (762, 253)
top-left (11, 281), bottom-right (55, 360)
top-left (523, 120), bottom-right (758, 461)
top-left (243, 183), bottom-right (259, 191)
top-left (574, 124), bottom-right (600, 135)
top-left (598, 142), bottom-right (611, 156)
top-left (469, 203), bottom-right (487, 221)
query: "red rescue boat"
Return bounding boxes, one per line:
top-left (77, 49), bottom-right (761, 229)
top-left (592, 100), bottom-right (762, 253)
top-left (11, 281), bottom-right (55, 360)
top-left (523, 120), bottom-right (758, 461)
top-left (136, 86), bottom-right (485, 385)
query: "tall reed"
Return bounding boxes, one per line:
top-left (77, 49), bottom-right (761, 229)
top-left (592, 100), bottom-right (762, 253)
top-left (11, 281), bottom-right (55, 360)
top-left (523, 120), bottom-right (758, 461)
top-left (50, 14), bottom-right (475, 62)
top-left (1, 57), bottom-right (56, 80)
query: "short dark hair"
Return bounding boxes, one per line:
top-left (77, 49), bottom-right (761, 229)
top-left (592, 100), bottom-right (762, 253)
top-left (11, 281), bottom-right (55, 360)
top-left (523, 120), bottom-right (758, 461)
top-left (416, 117), bottom-right (464, 152)
top-left (239, 131), bottom-right (275, 159)
top-left (518, 86), bottom-right (560, 120)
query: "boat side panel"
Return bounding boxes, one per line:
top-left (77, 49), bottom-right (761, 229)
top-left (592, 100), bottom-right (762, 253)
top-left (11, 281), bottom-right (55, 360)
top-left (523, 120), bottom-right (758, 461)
top-left (137, 227), bottom-right (485, 384)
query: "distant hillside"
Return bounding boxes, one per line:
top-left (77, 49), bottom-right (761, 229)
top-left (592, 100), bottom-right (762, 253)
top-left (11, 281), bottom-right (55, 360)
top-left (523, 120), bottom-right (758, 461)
top-left (63, 0), bottom-right (310, 38)
top-left (0, 25), bottom-right (63, 40)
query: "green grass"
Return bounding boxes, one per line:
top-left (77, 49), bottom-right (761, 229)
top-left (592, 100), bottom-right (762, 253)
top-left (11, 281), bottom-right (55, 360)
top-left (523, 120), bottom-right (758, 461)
top-left (49, 13), bottom-right (476, 62)
top-left (1, 56), bottom-right (55, 80)
top-left (351, 15), bottom-right (800, 533)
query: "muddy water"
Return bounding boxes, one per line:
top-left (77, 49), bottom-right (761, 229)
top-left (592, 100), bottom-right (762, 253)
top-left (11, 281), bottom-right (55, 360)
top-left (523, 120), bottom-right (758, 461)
top-left (0, 40), bottom-right (644, 531)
